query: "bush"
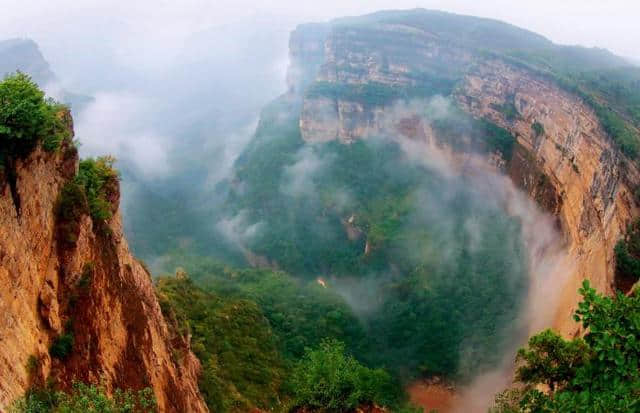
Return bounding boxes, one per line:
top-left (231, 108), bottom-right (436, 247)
top-left (55, 182), bottom-right (89, 247)
top-left (77, 262), bottom-right (94, 290)
top-left (614, 219), bottom-right (640, 292)
top-left (49, 332), bottom-right (74, 360)
top-left (531, 121), bottom-right (545, 137)
top-left (289, 339), bottom-right (400, 412)
top-left (492, 281), bottom-right (640, 412)
top-left (0, 72), bottom-right (69, 161)
top-left (490, 100), bottom-right (520, 122)
top-left (10, 381), bottom-right (156, 413)
top-left (76, 156), bottom-right (119, 221)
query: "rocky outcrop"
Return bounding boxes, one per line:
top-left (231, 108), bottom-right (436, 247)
top-left (0, 121), bottom-right (207, 411)
top-left (456, 60), bottom-right (640, 334)
top-left (289, 17), bottom-right (640, 336)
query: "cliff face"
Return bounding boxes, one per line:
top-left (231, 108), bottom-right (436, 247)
top-left (0, 120), bottom-right (207, 411)
top-left (456, 60), bottom-right (640, 333)
top-left (291, 15), bottom-right (640, 335)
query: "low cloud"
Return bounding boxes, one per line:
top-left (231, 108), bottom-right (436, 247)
top-left (74, 92), bottom-right (171, 177)
top-left (281, 146), bottom-right (332, 197)
top-left (216, 210), bottom-right (264, 249)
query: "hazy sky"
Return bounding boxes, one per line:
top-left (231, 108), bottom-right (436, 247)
top-left (1, 0), bottom-right (638, 185)
top-left (1, 0), bottom-right (639, 78)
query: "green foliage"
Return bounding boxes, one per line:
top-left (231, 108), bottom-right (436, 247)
top-left (480, 119), bottom-right (517, 159)
top-left (427, 102), bottom-right (516, 159)
top-left (0, 72), bottom-right (47, 152)
top-left (225, 98), bottom-right (527, 381)
top-left (306, 78), bottom-right (455, 106)
top-left (156, 275), bottom-right (285, 413)
top-left (289, 340), bottom-right (400, 412)
top-left (77, 262), bottom-right (94, 290)
top-left (500, 51), bottom-right (640, 159)
top-left (490, 101), bottom-right (520, 122)
top-left (531, 121), bottom-right (545, 137)
top-left (0, 72), bottom-right (70, 164)
top-left (49, 332), bottom-right (74, 360)
top-left (493, 281), bottom-right (640, 412)
top-left (26, 355), bottom-right (39, 374)
top-left (54, 157), bottom-right (119, 245)
top-left (76, 156), bottom-right (119, 221)
top-left (10, 382), bottom-right (156, 413)
top-left (614, 218), bottom-right (640, 293)
top-left (515, 329), bottom-right (592, 392)
top-left (195, 267), bottom-right (369, 361)
top-left (55, 182), bottom-right (89, 246)
top-left (594, 103), bottom-right (639, 158)
top-left (574, 67), bottom-right (640, 128)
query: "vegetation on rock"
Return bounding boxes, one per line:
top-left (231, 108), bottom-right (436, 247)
top-left (0, 72), bottom-right (70, 166)
top-left (10, 382), bottom-right (156, 413)
top-left (492, 281), bottom-right (640, 412)
top-left (76, 156), bottom-right (119, 221)
top-left (531, 121), bottom-right (545, 138)
top-left (49, 332), bottom-right (74, 360)
top-left (614, 218), bottom-right (640, 293)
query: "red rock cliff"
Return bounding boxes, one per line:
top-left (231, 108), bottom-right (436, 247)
top-left (0, 116), bottom-right (207, 412)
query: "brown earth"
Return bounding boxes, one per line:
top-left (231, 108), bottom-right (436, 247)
top-left (408, 380), bottom-right (459, 413)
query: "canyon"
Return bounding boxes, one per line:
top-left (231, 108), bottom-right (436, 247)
top-left (1, 8), bottom-right (640, 413)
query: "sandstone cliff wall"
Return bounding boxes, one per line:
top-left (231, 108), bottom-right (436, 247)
top-left (456, 60), bottom-right (640, 334)
top-left (292, 23), bottom-right (640, 336)
top-left (0, 130), bottom-right (207, 411)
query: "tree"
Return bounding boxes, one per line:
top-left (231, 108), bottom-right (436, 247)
top-left (0, 72), bottom-right (69, 160)
top-left (0, 72), bottom-right (70, 214)
top-left (515, 329), bottom-right (591, 392)
top-left (0, 72), bottom-right (48, 155)
top-left (289, 339), bottom-right (399, 412)
top-left (492, 281), bottom-right (640, 412)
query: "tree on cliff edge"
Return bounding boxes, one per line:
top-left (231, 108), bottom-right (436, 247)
top-left (492, 281), bottom-right (640, 412)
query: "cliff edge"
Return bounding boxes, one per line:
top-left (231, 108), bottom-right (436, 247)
top-left (0, 114), bottom-right (207, 412)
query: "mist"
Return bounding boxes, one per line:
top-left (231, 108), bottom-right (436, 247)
top-left (0, 2), bottom-right (635, 411)
top-left (1, 1), bottom-right (637, 258)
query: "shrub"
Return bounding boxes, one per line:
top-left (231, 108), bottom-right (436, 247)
top-left (0, 72), bottom-right (69, 160)
top-left (0, 72), bottom-right (48, 155)
top-left (26, 355), bottom-right (39, 375)
top-left (10, 382), bottom-right (156, 413)
top-left (492, 281), bottom-right (640, 412)
top-left (49, 332), bottom-right (74, 360)
top-left (531, 121), bottom-right (545, 137)
top-left (289, 339), bottom-right (399, 412)
top-left (54, 182), bottom-right (89, 247)
top-left (76, 156), bottom-right (119, 221)
top-left (77, 262), bottom-right (94, 290)
top-left (490, 101), bottom-right (520, 122)
top-left (614, 219), bottom-right (640, 293)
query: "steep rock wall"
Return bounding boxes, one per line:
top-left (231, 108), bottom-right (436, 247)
top-left (292, 22), bottom-right (640, 336)
top-left (0, 131), bottom-right (207, 411)
top-left (456, 60), bottom-right (640, 334)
